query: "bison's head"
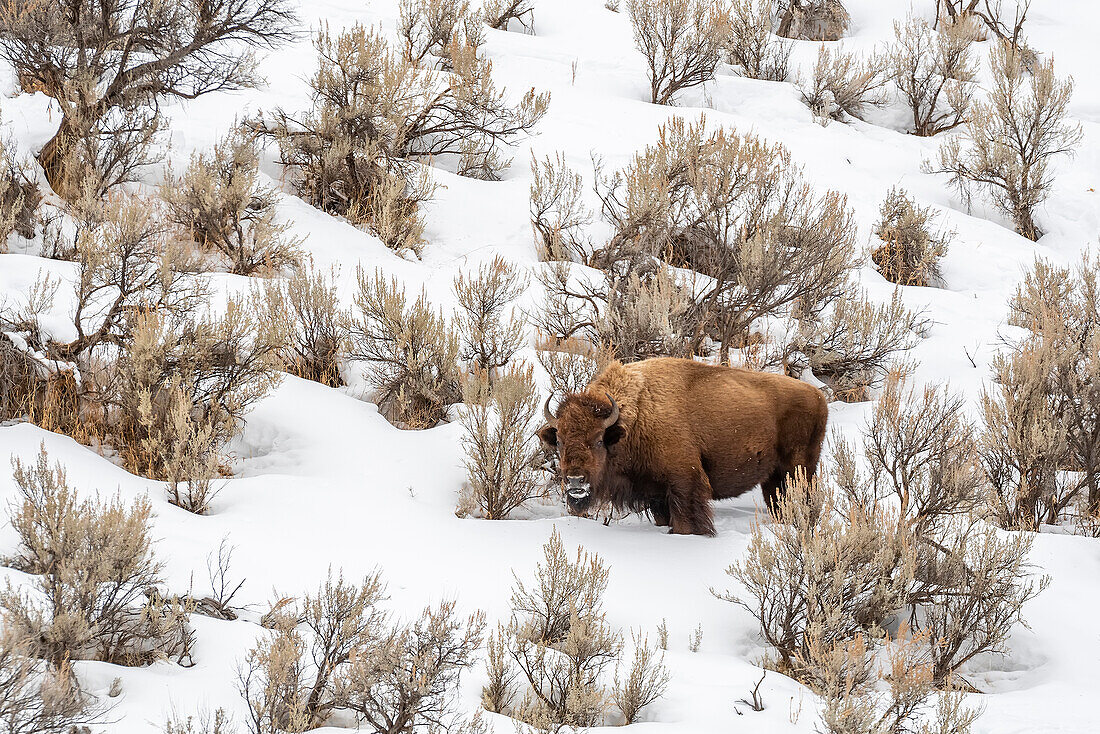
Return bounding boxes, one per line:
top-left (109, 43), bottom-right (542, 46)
top-left (538, 392), bottom-right (624, 516)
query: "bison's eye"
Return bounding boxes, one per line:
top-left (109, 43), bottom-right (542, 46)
top-left (593, 439), bottom-right (603, 448)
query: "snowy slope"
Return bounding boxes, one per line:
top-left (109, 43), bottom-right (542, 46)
top-left (2, 1), bottom-right (1100, 733)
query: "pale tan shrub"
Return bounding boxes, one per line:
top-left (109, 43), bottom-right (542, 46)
top-left (889, 15), bottom-right (979, 137)
top-left (918, 520), bottom-right (1047, 684)
top-left (494, 530), bottom-right (621, 730)
top-left (0, 277), bottom-right (81, 431)
top-left (510, 607), bottom-right (620, 730)
top-left (800, 46), bottom-right (888, 124)
top-left (510, 529), bottom-right (610, 645)
top-left (398, 0), bottom-right (483, 65)
top-left (595, 117), bottom-right (856, 357)
top-left (260, 265), bottom-right (351, 386)
top-left (839, 375), bottom-right (986, 546)
top-left (812, 631), bottom-right (981, 734)
top-left (728, 378), bottom-right (1047, 700)
top-left (162, 129), bottom-right (301, 276)
top-left (338, 601), bottom-right (487, 733)
top-left (0, 119), bottom-right (39, 245)
top-left (0, 625), bottom-right (103, 734)
top-left (240, 570), bottom-right (485, 734)
top-left (532, 260), bottom-right (693, 364)
top-left (349, 271), bottom-right (461, 428)
top-left (458, 364), bottom-right (546, 519)
top-left (596, 265), bottom-right (694, 362)
top-left (529, 152), bottom-right (593, 263)
top-left (1006, 255), bottom-right (1100, 518)
top-left (238, 621), bottom-right (312, 734)
top-left (262, 23), bottom-right (547, 248)
top-left (137, 378), bottom-right (222, 515)
top-left (361, 166), bottom-right (435, 258)
top-left (612, 632), bottom-right (670, 724)
top-left (111, 301), bottom-right (284, 485)
top-left (163, 708), bottom-right (235, 734)
top-left (483, 0), bottom-right (535, 32)
top-left (49, 196), bottom-right (202, 362)
top-left (0, 0), bottom-right (294, 201)
top-left (1, 447), bottom-right (193, 668)
top-left (834, 375), bottom-right (1039, 688)
top-left (979, 343), bottom-right (1080, 528)
top-left (776, 0), bottom-right (849, 41)
top-left (32, 78), bottom-right (164, 201)
top-left (239, 570), bottom-right (387, 732)
top-left (716, 475), bottom-right (913, 683)
top-left (938, 0), bottom-right (1031, 50)
top-left (689, 624), bottom-right (703, 653)
top-left (0, 198), bottom-right (214, 454)
top-left (535, 337), bottom-right (607, 395)
top-left (727, 0), bottom-right (790, 82)
top-left (628, 0), bottom-right (730, 105)
top-left (453, 256), bottom-right (528, 376)
top-left (980, 328), bottom-right (1075, 528)
top-left (792, 290), bottom-right (925, 402)
top-left (930, 44), bottom-right (1081, 240)
top-left (481, 626), bottom-right (515, 714)
top-left (871, 188), bottom-right (953, 287)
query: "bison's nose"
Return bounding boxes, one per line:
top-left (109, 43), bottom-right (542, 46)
top-left (565, 475), bottom-right (591, 500)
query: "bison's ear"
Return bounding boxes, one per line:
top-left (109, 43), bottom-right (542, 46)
top-left (538, 425), bottom-right (558, 451)
top-left (603, 423), bottom-right (625, 448)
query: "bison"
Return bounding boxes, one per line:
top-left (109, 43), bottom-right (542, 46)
top-left (538, 357), bottom-right (828, 536)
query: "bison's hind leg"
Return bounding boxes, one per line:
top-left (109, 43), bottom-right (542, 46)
top-left (761, 469), bottom-right (788, 517)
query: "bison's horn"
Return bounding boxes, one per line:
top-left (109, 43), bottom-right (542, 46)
top-left (543, 395), bottom-right (558, 427)
top-left (602, 393), bottom-right (620, 428)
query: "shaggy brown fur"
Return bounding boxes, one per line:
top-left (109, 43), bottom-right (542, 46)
top-left (539, 357), bottom-right (828, 536)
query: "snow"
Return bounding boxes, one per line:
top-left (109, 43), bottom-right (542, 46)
top-left (2, 0), bottom-right (1099, 732)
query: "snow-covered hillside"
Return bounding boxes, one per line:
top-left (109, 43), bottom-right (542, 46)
top-left (1, 1), bottom-right (1099, 733)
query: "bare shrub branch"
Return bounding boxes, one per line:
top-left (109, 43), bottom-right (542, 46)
top-left (792, 290), bottom-right (926, 402)
top-left (2, 446), bottom-right (193, 667)
top-left (260, 265), bottom-right (351, 387)
top-left (727, 0), bottom-right (791, 82)
top-left (871, 188), bottom-right (953, 287)
top-left (483, 0), bottom-right (535, 32)
top-left (800, 45), bottom-right (888, 124)
top-left (628, 0), bottom-right (730, 105)
top-left (889, 15), bottom-right (979, 137)
top-left (453, 256), bottom-right (528, 376)
top-left (458, 364), bottom-right (546, 519)
top-left (350, 270), bottom-right (461, 428)
top-left (529, 152), bottom-right (594, 263)
top-left (929, 43), bottom-right (1081, 240)
top-left (0, 0), bottom-right (297, 199)
top-left (162, 129), bottom-right (301, 276)
top-left (612, 632), bottom-right (670, 724)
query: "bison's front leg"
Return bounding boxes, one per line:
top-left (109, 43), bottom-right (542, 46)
top-left (649, 497), bottom-right (671, 527)
top-left (668, 469), bottom-right (716, 536)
